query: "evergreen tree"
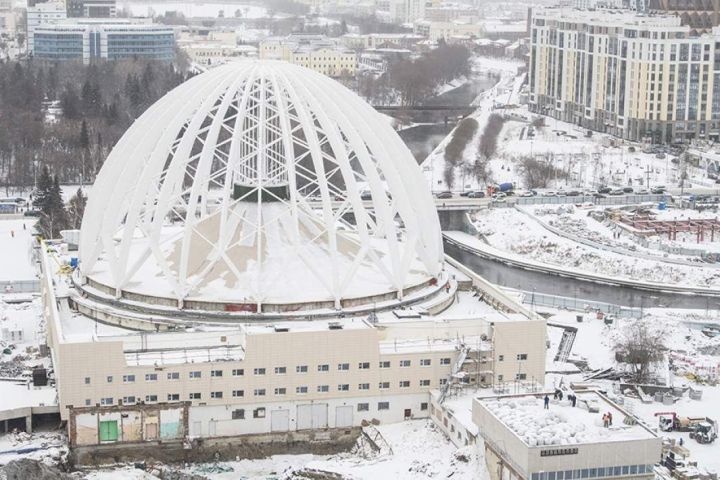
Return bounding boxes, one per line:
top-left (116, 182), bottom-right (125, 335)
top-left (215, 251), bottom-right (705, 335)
top-left (33, 165), bottom-right (53, 211)
top-left (79, 119), bottom-right (90, 150)
top-left (60, 83), bottom-right (81, 119)
top-left (37, 175), bottom-right (69, 238)
top-left (67, 187), bottom-right (87, 229)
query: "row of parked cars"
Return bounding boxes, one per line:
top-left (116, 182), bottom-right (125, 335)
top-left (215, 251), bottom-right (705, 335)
top-left (434, 185), bottom-right (667, 201)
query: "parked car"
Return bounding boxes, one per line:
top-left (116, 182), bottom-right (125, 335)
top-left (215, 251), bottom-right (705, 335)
top-left (518, 190), bottom-right (534, 197)
top-left (24, 210), bottom-right (41, 217)
top-left (459, 191), bottom-right (472, 197)
top-left (436, 191), bottom-right (453, 199)
top-left (492, 192), bottom-right (507, 201)
top-left (598, 186), bottom-right (612, 194)
top-left (636, 189), bottom-right (650, 195)
top-left (544, 191), bottom-right (558, 197)
top-left (622, 186), bottom-right (634, 193)
top-left (467, 191), bottom-right (485, 198)
top-left (651, 186), bottom-right (667, 194)
top-left (566, 190), bottom-right (581, 197)
top-left (593, 192), bottom-right (607, 198)
top-left (557, 190), bottom-right (567, 197)
top-left (609, 189), bottom-right (625, 195)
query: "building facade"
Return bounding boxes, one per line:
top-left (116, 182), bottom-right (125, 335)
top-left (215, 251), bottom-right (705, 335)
top-left (26, 1), bottom-right (66, 54)
top-left (66, 0), bottom-right (116, 18)
top-left (529, 8), bottom-right (720, 143)
top-left (260, 34), bottom-right (356, 77)
top-left (32, 19), bottom-right (175, 63)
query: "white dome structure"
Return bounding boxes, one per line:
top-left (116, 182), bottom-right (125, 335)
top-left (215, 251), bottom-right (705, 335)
top-left (79, 60), bottom-right (443, 315)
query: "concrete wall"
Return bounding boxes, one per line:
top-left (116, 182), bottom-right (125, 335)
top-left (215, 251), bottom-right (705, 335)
top-left (492, 320), bottom-right (547, 386)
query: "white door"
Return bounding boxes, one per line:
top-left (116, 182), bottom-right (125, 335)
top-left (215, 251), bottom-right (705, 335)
top-left (208, 420), bottom-right (216, 437)
top-left (335, 405), bottom-right (353, 428)
top-left (312, 403), bottom-right (328, 428)
top-left (191, 421), bottom-right (202, 437)
top-left (297, 404), bottom-right (328, 430)
top-left (297, 404), bottom-right (312, 430)
top-left (271, 409), bottom-right (290, 432)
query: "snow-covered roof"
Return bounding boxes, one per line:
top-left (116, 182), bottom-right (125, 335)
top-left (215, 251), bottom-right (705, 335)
top-left (478, 391), bottom-right (657, 446)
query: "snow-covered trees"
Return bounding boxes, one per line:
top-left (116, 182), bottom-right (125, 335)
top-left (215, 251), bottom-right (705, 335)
top-left (614, 321), bottom-right (667, 384)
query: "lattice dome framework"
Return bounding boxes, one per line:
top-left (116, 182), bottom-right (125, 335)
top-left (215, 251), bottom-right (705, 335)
top-left (78, 60), bottom-right (444, 313)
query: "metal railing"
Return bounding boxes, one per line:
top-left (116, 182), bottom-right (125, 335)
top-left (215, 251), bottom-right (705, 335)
top-left (0, 280), bottom-right (40, 294)
top-left (513, 289), bottom-right (642, 318)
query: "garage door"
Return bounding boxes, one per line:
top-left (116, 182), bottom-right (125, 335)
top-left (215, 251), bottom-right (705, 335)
top-left (99, 420), bottom-right (118, 442)
top-left (297, 404), bottom-right (328, 430)
top-left (335, 405), bottom-right (353, 428)
top-left (271, 409), bottom-right (290, 432)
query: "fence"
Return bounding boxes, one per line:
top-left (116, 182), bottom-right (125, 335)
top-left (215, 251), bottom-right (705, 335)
top-left (511, 194), bottom-right (668, 207)
top-left (0, 280), bottom-right (41, 294)
top-left (514, 289), bottom-right (642, 318)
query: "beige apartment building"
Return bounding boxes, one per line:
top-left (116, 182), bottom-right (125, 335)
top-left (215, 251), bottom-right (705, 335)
top-left (260, 34), bottom-right (357, 77)
top-left (529, 8), bottom-right (720, 143)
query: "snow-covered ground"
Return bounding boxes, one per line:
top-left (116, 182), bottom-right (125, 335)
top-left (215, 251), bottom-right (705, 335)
top-left (0, 218), bottom-right (37, 283)
top-left (462, 207), bottom-right (720, 288)
top-left (542, 307), bottom-right (720, 473)
top-left (118, 1), bottom-right (270, 18)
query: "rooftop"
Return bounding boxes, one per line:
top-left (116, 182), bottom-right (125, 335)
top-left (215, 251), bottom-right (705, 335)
top-left (477, 391), bottom-right (657, 446)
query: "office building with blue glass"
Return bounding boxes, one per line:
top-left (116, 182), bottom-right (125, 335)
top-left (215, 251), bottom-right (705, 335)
top-left (32, 19), bottom-right (175, 63)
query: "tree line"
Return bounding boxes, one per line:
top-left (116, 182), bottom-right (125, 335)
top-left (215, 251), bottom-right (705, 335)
top-left (0, 58), bottom-right (192, 194)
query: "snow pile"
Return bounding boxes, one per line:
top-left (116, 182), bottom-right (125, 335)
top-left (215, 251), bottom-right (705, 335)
top-left (485, 397), bottom-right (604, 446)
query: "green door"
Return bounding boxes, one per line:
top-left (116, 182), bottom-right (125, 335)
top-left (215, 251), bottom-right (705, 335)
top-left (99, 420), bottom-right (119, 442)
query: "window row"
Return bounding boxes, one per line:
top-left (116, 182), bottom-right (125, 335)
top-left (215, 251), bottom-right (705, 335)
top-left (85, 359), bottom-right (454, 384)
top-left (530, 464), bottom-right (654, 480)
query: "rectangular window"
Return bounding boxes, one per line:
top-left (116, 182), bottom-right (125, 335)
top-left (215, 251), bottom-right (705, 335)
top-left (274, 366), bottom-right (286, 374)
top-left (232, 390), bottom-right (244, 397)
top-left (145, 373), bottom-right (158, 382)
top-left (317, 364), bottom-right (329, 372)
top-left (253, 368), bottom-right (266, 375)
top-left (232, 368), bottom-right (244, 376)
top-left (189, 392), bottom-right (201, 399)
top-left (122, 375), bottom-right (135, 383)
top-left (232, 409), bottom-right (245, 420)
top-left (399, 360), bottom-right (411, 367)
top-left (338, 363), bottom-right (350, 371)
top-left (358, 403), bottom-right (369, 411)
top-left (167, 393), bottom-right (179, 401)
top-left (296, 386), bottom-right (308, 394)
top-left (145, 395), bottom-right (158, 403)
top-left (358, 383), bottom-right (370, 390)
top-left (516, 353), bottom-right (528, 360)
top-left (378, 401), bottom-right (390, 410)
top-left (420, 379), bottom-right (431, 387)
top-left (106, 376), bottom-right (113, 383)
top-left (421, 402), bottom-right (428, 411)
top-left (122, 396), bottom-right (136, 404)
top-left (379, 382), bottom-right (390, 390)
top-left (338, 384), bottom-right (349, 391)
top-left (516, 373), bottom-right (527, 380)
top-left (254, 389), bottom-right (266, 396)
top-left (211, 391), bottom-right (223, 399)
top-left (211, 370), bottom-right (223, 377)
top-left (317, 385), bottom-right (329, 393)
top-left (399, 380), bottom-right (410, 388)
top-left (274, 387), bottom-right (287, 395)
top-left (379, 361), bottom-right (390, 369)
top-left (100, 397), bottom-right (113, 405)
top-left (440, 378), bottom-right (448, 386)
top-left (84, 377), bottom-right (90, 384)
top-left (167, 372), bottom-right (180, 380)
top-left (189, 371), bottom-right (201, 379)
top-left (420, 359), bottom-right (431, 366)
top-left (440, 358), bottom-right (451, 365)
top-left (358, 362), bottom-right (370, 369)
top-left (296, 365), bottom-right (308, 373)
top-left (253, 407), bottom-right (266, 418)
top-left (498, 355), bottom-right (504, 362)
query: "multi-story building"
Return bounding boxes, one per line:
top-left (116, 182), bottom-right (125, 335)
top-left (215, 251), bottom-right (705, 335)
top-left (26, 1), bottom-right (66, 54)
top-left (66, 0), bottom-right (116, 17)
top-left (40, 60), bottom-right (547, 462)
top-left (341, 32), bottom-right (425, 50)
top-left (647, 0), bottom-right (720, 34)
top-left (31, 18), bottom-right (175, 63)
top-left (528, 8), bottom-right (720, 143)
top-left (376, 0), bottom-right (427, 24)
top-left (260, 34), bottom-right (356, 77)
top-left (0, 0), bottom-right (16, 35)
top-left (414, 19), bottom-right (482, 42)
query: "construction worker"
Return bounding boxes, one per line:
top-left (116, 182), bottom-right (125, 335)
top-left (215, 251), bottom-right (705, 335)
top-left (544, 395), bottom-right (550, 409)
top-left (603, 414), bottom-right (609, 428)
top-left (608, 412), bottom-right (613, 426)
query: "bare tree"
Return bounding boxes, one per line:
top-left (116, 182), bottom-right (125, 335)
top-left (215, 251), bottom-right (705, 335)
top-left (613, 321), bottom-right (667, 384)
top-left (517, 156), bottom-right (567, 189)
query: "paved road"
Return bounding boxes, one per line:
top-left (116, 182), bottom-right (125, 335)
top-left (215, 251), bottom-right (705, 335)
top-left (444, 240), bottom-right (720, 311)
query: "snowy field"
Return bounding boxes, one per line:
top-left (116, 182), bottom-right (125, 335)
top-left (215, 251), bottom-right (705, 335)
top-left (0, 218), bottom-right (37, 283)
top-left (463, 207), bottom-right (720, 288)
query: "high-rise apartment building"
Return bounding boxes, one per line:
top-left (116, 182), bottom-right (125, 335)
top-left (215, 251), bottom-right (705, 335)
top-left (26, 1), bottom-right (66, 54)
top-left (529, 8), bottom-right (720, 143)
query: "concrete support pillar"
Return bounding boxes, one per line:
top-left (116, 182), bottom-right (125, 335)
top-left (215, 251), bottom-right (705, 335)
top-left (25, 415), bottom-right (32, 434)
top-left (3, 420), bottom-right (7, 433)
